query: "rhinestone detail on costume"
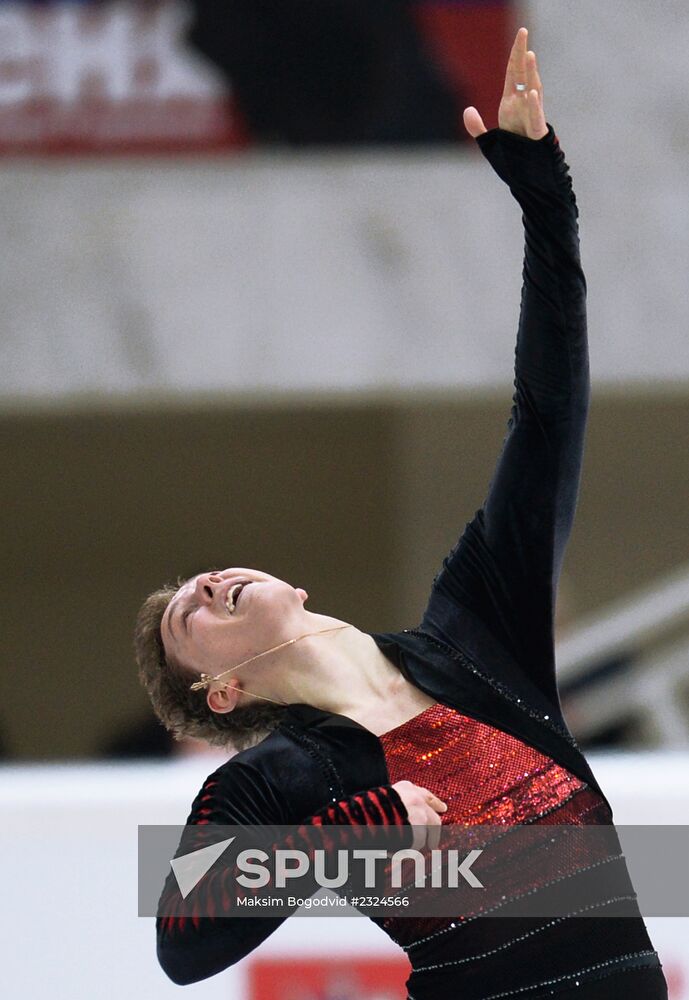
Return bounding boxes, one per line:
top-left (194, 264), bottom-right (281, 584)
top-left (379, 701), bottom-right (584, 828)
top-left (377, 702), bottom-right (606, 951)
top-left (372, 701), bottom-right (660, 998)
top-left (282, 724), bottom-right (345, 803)
top-left (403, 628), bottom-right (577, 745)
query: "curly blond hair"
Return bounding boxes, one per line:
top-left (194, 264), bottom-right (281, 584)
top-left (134, 582), bottom-right (287, 752)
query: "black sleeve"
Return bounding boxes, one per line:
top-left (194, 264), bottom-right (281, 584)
top-left (157, 762), bottom-right (409, 985)
top-left (420, 123), bottom-right (589, 707)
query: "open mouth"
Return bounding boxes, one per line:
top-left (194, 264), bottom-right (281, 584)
top-left (225, 581), bottom-right (250, 614)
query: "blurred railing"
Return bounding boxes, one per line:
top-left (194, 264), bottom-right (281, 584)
top-left (557, 564), bottom-right (689, 745)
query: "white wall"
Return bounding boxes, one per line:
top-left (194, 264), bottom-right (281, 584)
top-left (2, 753), bottom-right (688, 1000)
top-left (1, 0), bottom-right (688, 404)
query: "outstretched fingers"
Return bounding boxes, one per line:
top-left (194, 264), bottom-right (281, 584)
top-left (526, 48), bottom-right (548, 139)
top-left (527, 49), bottom-right (544, 103)
top-left (465, 26), bottom-right (547, 141)
top-left (502, 26), bottom-right (528, 100)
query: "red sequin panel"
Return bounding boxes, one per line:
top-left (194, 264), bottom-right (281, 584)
top-left (379, 702), bottom-right (584, 826)
top-left (377, 703), bottom-right (604, 949)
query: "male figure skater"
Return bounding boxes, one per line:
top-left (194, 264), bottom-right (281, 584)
top-left (136, 27), bottom-right (668, 998)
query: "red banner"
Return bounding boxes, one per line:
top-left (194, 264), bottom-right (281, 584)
top-left (0, 1), bottom-right (248, 153)
top-left (249, 956), bottom-right (411, 1000)
top-left (0, 1), bottom-right (513, 154)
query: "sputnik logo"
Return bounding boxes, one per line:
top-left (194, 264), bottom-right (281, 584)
top-left (170, 837), bottom-right (236, 898)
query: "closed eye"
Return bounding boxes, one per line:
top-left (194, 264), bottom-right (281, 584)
top-left (181, 603), bottom-right (197, 633)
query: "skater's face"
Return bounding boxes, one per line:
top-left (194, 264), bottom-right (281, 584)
top-left (160, 567), bottom-right (309, 682)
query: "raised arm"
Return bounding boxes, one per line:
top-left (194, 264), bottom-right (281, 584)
top-left (421, 29), bottom-right (589, 708)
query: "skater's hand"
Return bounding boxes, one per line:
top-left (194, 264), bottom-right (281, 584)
top-left (463, 26), bottom-right (548, 141)
top-left (392, 779), bottom-right (447, 851)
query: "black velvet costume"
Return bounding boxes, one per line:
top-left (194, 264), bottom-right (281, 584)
top-left (156, 124), bottom-right (668, 998)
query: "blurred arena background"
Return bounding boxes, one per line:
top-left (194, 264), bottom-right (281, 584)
top-left (1, 0), bottom-right (688, 997)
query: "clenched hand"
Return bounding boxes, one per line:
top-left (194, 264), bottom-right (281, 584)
top-left (392, 779), bottom-right (448, 851)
